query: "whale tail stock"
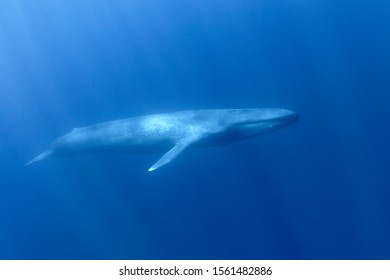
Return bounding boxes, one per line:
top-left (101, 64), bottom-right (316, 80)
top-left (25, 150), bottom-right (53, 166)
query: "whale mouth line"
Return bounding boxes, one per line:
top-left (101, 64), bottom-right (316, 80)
top-left (281, 112), bottom-right (300, 123)
top-left (239, 112), bottom-right (299, 127)
top-left (272, 113), bottom-right (300, 127)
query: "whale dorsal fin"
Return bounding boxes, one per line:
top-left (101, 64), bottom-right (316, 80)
top-left (148, 137), bottom-right (198, 171)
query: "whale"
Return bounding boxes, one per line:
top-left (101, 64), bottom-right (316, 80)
top-left (25, 109), bottom-right (299, 171)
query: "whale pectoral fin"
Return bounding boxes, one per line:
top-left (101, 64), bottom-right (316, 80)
top-left (25, 150), bottom-right (53, 166)
top-left (148, 139), bottom-right (195, 172)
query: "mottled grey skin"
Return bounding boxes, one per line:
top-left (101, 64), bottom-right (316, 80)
top-left (26, 109), bottom-right (299, 171)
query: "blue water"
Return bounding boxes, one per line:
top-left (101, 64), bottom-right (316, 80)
top-left (1, 0), bottom-right (390, 260)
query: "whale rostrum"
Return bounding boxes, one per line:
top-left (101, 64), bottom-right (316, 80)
top-left (25, 109), bottom-right (299, 171)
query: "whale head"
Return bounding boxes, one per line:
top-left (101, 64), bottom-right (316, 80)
top-left (223, 108), bottom-right (299, 139)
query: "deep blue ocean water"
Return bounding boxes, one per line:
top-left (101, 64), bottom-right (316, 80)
top-left (1, 0), bottom-right (389, 259)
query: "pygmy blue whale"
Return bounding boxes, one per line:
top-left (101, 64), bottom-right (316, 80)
top-left (26, 109), bottom-right (299, 171)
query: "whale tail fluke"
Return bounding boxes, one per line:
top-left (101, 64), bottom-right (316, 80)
top-left (25, 150), bottom-right (53, 166)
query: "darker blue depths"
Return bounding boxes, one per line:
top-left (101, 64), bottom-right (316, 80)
top-left (0, 0), bottom-right (390, 259)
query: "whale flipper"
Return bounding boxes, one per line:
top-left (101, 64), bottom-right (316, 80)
top-left (148, 138), bottom-right (197, 171)
top-left (25, 150), bottom-right (53, 166)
